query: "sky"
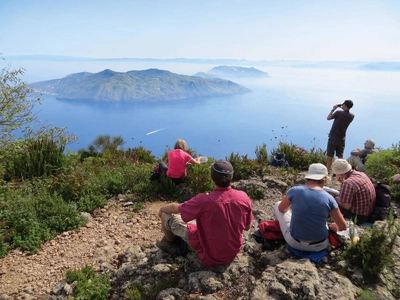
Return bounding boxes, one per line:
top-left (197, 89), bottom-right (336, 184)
top-left (1, 0), bottom-right (400, 62)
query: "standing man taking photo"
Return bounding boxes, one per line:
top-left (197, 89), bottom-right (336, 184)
top-left (326, 100), bottom-right (355, 173)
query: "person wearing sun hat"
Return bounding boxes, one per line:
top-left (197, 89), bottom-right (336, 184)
top-left (156, 160), bottom-right (253, 267)
top-left (347, 139), bottom-right (379, 172)
top-left (273, 163), bottom-right (347, 252)
top-left (326, 100), bottom-right (355, 173)
top-left (332, 159), bottom-right (376, 224)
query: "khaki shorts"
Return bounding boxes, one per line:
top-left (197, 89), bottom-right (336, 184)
top-left (163, 214), bottom-right (189, 243)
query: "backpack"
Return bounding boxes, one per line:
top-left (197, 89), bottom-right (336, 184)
top-left (252, 219), bottom-right (286, 251)
top-left (269, 153), bottom-right (290, 170)
top-left (369, 182), bottom-right (394, 222)
top-left (374, 182), bottom-right (391, 207)
top-left (149, 165), bottom-right (161, 182)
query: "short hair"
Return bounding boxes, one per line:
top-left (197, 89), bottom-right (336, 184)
top-left (174, 139), bottom-right (187, 150)
top-left (211, 171), bottom-right (233, 187)
top-left (305, 175), bottom-right (331, 185)
top-left (210, 160), bottom-right (234, 187)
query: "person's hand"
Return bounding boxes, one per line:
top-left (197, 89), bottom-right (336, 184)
top-left (329, 222), bottom-right (339, 232)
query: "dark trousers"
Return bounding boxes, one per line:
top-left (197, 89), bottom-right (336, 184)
top-left (158, 162), bottom-right (183, 185)
top-left (339, 206), bottom-right (369, 224)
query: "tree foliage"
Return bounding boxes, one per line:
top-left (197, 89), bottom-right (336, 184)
top-left (0, 57), bottom-right (42, 135)
top-left (88, 134), bottom-right (125, 153)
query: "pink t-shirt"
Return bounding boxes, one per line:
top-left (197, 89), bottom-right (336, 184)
top-left (178, 187), bottom-right (253, 268)
top-left (166, 149), bottom-right (193, 178)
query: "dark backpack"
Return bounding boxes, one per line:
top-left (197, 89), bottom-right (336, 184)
top-left (369, 182), bottom-right (392, 222)
top-left (374, 182), bottom-right (391, 207)
top-left (269, 153), bottom-right (290, 170)
top-left (149, 165), bottom-right (161, 182)
top-left (252, 219), bottom-right (286, 251)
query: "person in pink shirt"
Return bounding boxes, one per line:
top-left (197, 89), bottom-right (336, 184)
top-left (156, 160), bottom-right (253, 268)
top-left (159, 139), bottom-right (202, 185)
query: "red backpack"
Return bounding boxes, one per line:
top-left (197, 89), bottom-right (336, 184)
top-left (258, 220), bottom-right (284, 240)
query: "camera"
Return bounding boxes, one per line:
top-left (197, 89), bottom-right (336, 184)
top-left (337, 104), bottom-right (342, 107)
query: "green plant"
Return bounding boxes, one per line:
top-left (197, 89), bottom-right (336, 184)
top-left (247, 188), bottom-right (265, 200)
top-left (126, 282), bottom-right (145, 300)
top-left (255, 143), bottom-right (269, 164)
top-left (272, 141), bottom-right (326, 171)
top-left (227, 152), bottom-right (258, 181)
top-left (65, 264), bottom-right (112, 300)
top-left (88, 134), bottom-right (125, 154)
top-left (185, 159), bottom-right (215, 194)
top-left (0, 58), bottom-right (41, 134)
top-left (0, 184), bottom-right (85, 254)
top-left (357, 288), bottom-right (376, 300)
top-left (365, 145), bottom-right (400, 180)
top-left (133, 201), bottom-right (145, 212)
top-left (341, 213), bottom-right (400, 283)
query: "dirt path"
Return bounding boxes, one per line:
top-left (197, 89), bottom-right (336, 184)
top-left (0, 199), bottom-right (167, 299)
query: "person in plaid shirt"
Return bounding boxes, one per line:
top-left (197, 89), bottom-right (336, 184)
top-left (332, 159), bottom-right (376, 224)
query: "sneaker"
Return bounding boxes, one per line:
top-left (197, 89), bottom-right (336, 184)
top-left (156, 236), bottom-right (179, 255)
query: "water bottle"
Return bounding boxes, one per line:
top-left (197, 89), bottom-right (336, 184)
top-left (348, 220), bottom-right (355, 237)
top-left (199, 156), bottom-right (208, 163)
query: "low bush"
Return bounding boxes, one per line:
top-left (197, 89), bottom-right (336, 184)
top-left (365, 145), bottom-right (400, 181)
top-left (65, 264), bottom-right (112, 299)
top-left (272, 141), bottom-right (326, 171)
top-left (341, 212), bottom-right (400, 283)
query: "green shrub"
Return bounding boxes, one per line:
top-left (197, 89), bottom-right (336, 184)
top-left (247, 187), bottom-right (265, 200)
top-left (3, 138), bottom-right (65, 180)
top-left (341, 213), bottom-right (400, 283)
top-left (126, 146), bottom-right (156, 164)
top-left (365, 146), bottom-right (400, 180)
top-left (185, 158), bottom-right (215, 194)
top-left (227, 152), bottom-right (258, 181)
top-left (0, 185), bottom-right (85, 254)
top-left (255, 143), bottom-right (269, 164)
top-left (65, 264), bottom-right (112, 300)
top-left (272, 141), bottom-right (326, 171)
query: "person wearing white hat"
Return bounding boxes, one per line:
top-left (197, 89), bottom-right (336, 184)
top-left (273, 163), bottom-right (347, 252)
top-left (347, 139), bottom-right (379, 172)
top-left (332, 159), bottom-right (376, 224)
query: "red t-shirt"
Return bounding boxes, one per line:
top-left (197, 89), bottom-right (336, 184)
top-left (178, 187), bottom-right (253, 267)
top-left (166, 149), bottom-right (193, 178)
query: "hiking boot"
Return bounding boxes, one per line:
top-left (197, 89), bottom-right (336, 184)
top-left (156, 236), bottom-right (179, 255)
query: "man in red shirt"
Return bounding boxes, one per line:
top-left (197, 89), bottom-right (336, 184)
top-left (156, 160), bottom-right (253, 268)
top-left (332, 159), bottom-right (376, 224)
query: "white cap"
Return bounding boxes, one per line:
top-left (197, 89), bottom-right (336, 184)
top-left (304, 163), bottom-right (328, 180)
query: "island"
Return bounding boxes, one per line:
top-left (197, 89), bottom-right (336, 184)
top-left (194, 66), bottom-right (270, 80)
top-left (29, 69), bottom-right (251, 102)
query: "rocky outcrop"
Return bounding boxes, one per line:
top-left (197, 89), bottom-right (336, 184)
top-left (45, 175), bottom-right (400, 300)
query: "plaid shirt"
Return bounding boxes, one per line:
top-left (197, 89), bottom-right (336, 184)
top-left (340, 170), bottom-right (376, 216)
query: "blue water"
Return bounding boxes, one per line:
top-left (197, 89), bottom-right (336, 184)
top-left (28, 64), bottom-right (400, 160)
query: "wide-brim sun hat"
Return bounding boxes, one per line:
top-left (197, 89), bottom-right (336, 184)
top-left (304, 163), bottom-right (328, 180)
top-left (332, 159), bottom-right (352, 175)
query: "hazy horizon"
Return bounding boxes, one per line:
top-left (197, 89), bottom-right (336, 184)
top-left (2, 1), bottom-right (400, 62)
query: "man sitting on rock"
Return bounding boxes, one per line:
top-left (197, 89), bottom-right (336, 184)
top-left (347, 139), bottom-right (379, 172)
top-left (332, 159), bottom-right (376, 224)
top-left (156, 160), bottom-right (253, 268)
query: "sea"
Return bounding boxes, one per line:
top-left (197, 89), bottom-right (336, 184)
top-left (11, 59), bottom-right (400, 160)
